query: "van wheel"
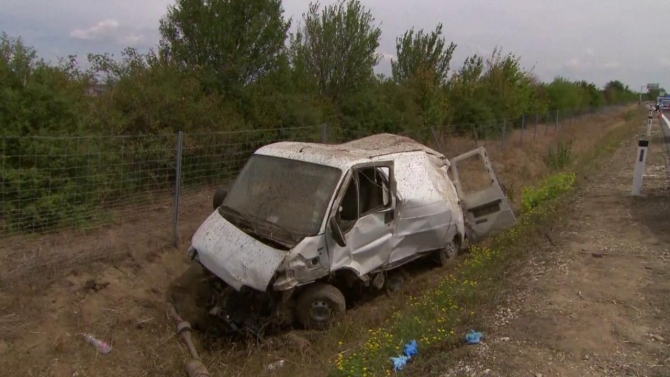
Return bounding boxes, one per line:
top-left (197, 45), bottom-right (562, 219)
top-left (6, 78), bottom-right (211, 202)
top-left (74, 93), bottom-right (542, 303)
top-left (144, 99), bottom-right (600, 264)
top-left (295, 283), bottom-right (346, 330)
top-left (437, 240), bottom-right (458, 266)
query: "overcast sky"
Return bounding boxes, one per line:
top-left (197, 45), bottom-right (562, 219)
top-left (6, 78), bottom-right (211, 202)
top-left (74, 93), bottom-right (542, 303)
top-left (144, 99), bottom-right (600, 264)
top-left (2, 0), bottom-right (669, 90)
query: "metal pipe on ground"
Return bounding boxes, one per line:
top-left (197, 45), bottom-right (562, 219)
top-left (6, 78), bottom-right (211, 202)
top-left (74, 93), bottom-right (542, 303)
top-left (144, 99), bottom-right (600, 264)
top-left (168, 304), bottom-right (211, 377)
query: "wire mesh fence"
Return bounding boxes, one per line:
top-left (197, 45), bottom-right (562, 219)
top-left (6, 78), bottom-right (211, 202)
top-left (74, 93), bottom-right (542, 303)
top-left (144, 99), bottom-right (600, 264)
top-left (0, 104), bottom-right (633, 246)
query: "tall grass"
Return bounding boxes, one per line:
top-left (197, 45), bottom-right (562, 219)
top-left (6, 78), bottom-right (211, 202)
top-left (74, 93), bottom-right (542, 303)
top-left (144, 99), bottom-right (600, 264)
top-left (543, 140), bottom-right (573, 171)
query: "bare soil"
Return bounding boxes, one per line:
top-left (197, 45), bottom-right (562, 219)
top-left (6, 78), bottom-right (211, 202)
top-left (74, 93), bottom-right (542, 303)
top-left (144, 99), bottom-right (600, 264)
top-left (433, 113), bottom-right (670, 376)
top-left (0, 107), bottom-right (645, 377)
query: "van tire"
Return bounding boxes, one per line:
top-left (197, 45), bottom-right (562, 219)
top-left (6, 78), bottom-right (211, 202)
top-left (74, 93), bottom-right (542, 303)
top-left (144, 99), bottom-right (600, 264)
top-left (295, 283), bottom-right (346, 330)
top-left (437, 239), bottom-right (458, 266)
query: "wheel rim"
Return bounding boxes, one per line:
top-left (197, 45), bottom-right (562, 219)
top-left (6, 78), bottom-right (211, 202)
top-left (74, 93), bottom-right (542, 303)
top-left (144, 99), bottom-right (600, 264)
top-left (445, 243), bottom-right (456, 258)
top-left (309, 300), bottom-right (332, 322)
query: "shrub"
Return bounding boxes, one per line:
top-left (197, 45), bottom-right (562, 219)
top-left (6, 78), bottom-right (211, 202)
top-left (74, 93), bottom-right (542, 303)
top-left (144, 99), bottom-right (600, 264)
top-left (544, 140), bottom-right (573, 170)
top-left (521, 172), bottom-right (576, 213)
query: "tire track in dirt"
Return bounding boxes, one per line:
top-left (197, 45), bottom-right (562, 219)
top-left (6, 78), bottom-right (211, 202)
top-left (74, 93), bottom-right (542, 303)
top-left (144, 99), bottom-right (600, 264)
top-left (440, 114), bottom-right (670, 376)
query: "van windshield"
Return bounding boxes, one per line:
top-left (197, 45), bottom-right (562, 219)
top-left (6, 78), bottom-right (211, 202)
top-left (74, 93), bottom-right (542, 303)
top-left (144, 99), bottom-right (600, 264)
top-left (219, 154), bottom-right (342, 243)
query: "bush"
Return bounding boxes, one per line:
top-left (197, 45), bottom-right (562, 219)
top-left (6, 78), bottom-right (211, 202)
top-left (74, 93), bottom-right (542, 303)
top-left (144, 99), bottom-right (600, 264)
top-left (544, 140), bottom-right (573, 171)
top-left (521, 172), bottom-right (576, 213)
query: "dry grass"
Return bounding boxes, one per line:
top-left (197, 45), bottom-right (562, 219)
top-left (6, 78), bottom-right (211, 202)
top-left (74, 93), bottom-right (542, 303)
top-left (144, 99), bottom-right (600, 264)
top-left (0, 105), bottom-right (640, 377)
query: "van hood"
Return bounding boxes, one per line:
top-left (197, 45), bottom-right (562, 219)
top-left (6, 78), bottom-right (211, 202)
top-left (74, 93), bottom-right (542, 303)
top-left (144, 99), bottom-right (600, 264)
top-left (190, 211), bottom-right (288, 291)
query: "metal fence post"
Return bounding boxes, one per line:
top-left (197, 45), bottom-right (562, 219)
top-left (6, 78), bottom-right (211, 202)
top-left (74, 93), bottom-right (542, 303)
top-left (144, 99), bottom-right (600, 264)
top-left (321, 123), bottom-right (328, 143)
top-left (1, 136), bottom-right (5, 223)
top-left (520, 114), bottom-right (525, 144)
top-left (430, 126), bottom-right (443, 153)
top-left (555, 109), bottom-right (559, 133)
top-left (534, 114), bottom-right (538, 141)
top-left (173, 131), bottom-right (183, 248)
top-left (544, 111), bottom-right (550, 136)
top-left (472, 123), bottom-right (479, 147)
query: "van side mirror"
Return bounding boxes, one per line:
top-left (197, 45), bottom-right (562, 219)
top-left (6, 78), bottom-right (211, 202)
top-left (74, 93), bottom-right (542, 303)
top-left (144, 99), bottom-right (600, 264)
top-left (212, 187), bottom-right (228, 210)
top-left (329, 216), bottom-right (346, 247)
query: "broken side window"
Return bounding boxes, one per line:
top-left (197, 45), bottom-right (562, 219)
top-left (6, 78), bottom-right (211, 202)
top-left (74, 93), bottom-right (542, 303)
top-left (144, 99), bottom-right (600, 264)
top-left (358, 167), bottom-right (390, 216)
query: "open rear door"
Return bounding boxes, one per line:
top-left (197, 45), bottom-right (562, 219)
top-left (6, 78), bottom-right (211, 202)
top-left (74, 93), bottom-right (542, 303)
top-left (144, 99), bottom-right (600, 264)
top-left (450, 147), bottom-right (516, 243)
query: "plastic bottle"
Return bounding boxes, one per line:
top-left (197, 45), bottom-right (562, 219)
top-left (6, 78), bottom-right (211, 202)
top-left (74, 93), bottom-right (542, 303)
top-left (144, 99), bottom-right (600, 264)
top-left (83, 333), bottom-right (112, 354)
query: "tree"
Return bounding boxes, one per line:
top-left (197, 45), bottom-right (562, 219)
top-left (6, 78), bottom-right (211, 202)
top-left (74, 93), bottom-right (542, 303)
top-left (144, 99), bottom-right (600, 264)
top-left (289, 0), bottom-right (382, 103)
top-left (480, 48), bottom-right (535, 120)
top-left (158, 0), bottom-right (291, 95)
top-left (445, 54), bottom-right (494, 130)
top-left (391, 23), bottom-right (456, 86)
top-left (603, 80), bottom-right (635, 104)
top-left (390, 24), bottom-right (456, 127)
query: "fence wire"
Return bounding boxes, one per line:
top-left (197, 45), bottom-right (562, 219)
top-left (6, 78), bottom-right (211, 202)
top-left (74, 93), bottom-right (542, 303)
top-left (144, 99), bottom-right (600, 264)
top-left (0, 104), bottom-right (631, 244)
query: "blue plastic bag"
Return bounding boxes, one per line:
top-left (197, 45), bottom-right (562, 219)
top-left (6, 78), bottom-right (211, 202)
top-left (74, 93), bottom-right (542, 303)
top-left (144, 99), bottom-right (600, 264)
top-left (390, 355), bottom-right (410, 371)
top-left (403, 340), bottom-right (418, 357)
top-left (465, 329), bottom-right (483, 344)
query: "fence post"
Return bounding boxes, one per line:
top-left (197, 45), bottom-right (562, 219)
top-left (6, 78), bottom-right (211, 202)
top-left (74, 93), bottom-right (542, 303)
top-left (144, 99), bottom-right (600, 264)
top-left (555, 109), bottom-right (559, 133)
top-left (1, 136), bottom-right (5, 223)
top-left (544, 111), bottom-right (549, 136)
top-left (534, 114), bottom-right (538, 141)
top-left (430, 126), bottom-right (444, 153)
top-left (471, 123), bottom-right (479, 147)
top-left (520, 114), bottom-right (525, 144)
top-left (173, 131), bottom-right (184, 248)
top-left (321, 123), bottom-right (328, 143)
top-left (631, 139), bottom-right (649, 196)
top-left (502, 119), bottom-right (507, 149)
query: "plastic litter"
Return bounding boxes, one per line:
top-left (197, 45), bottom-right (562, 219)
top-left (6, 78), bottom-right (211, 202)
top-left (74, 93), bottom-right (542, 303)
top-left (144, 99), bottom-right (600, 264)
top-left (465, 329), bottom-right (483, 344)
top-left (266, 360), bottom-right (285, 371)
top-left (403, 340), bottom-right (418, 357)
top-left (390, 355), bottom-right (410, 371)
top-left (389, 339), bottom-right (419, 371)
top-left (82, 333), bottom-right (112, 354)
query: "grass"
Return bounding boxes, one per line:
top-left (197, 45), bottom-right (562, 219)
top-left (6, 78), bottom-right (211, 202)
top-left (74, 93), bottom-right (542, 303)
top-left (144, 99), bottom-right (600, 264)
top-left (328, 174), bottom-right (571, 377)
top-left (544, 140), bottom-right (573, 170)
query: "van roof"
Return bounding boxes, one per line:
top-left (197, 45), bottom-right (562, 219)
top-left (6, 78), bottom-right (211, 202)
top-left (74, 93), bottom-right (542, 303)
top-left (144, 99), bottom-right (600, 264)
top-left (254, 133), bottom-right (447, 170)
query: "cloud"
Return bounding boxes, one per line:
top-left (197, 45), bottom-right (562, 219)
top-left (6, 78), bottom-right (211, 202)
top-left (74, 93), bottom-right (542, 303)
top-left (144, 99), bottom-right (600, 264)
top-left (565, 58), bottom-right (584, 69)
top-left (70, 19), bottom-right (147, 47)
top-left (585, 48), bottom-right (595, 57)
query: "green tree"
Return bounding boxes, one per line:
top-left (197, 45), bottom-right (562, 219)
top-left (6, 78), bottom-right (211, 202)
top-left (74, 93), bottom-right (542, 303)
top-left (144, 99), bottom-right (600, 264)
top-left (391, 23), bottom-right (456, 127)
top-left (603, 80), bottom-right (635, 104)
top-left (0, 33), bottom-right (90, 136)
top-left (158, 0), bottom-right (291, 95)
top-left (445, 54), bottom-right (495, 131)
top-left (86, 48), bottom-right (238, 135)
top-left (480, 48), bottom-right (535, 121)
top-left (391, 23), bottom-right (456, 86)
top-left (289, 0), bottom-right (382, 103)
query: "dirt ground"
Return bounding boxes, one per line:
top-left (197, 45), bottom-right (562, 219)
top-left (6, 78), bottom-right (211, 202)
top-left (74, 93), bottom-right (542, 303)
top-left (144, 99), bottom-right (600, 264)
top-left (435, 113), bottom-right (670, 376)
top-left (0, 106), bottom-right (646, 377)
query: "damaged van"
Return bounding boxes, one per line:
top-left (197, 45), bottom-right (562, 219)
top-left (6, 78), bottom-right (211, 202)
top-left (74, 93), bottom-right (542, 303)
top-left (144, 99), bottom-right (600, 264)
top-left (187, 134), bottom-right (515, 331)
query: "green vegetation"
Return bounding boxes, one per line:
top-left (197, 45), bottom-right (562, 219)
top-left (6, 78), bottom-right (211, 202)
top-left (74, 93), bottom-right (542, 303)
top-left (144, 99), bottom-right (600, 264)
top-left (331, 170), bottom-right (578, 377)
top-left (544, 140), bottom-right (574, 171)
top-left (521, 172), bottom-right (577, 214)
top-left (0, 0), bottom-right (639, 233)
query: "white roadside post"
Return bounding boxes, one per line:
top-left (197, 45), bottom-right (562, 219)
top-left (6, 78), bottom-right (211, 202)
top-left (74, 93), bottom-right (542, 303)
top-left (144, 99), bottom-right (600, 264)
top-left (631, 138), bottom-right (649, 196)
top-left (647, 109), bottom-right (653, 136)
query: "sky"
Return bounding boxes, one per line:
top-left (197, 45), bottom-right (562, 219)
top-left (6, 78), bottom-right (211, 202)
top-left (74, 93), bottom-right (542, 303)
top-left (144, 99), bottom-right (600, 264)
top-left (2, 0), bottom-right (669, 90)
